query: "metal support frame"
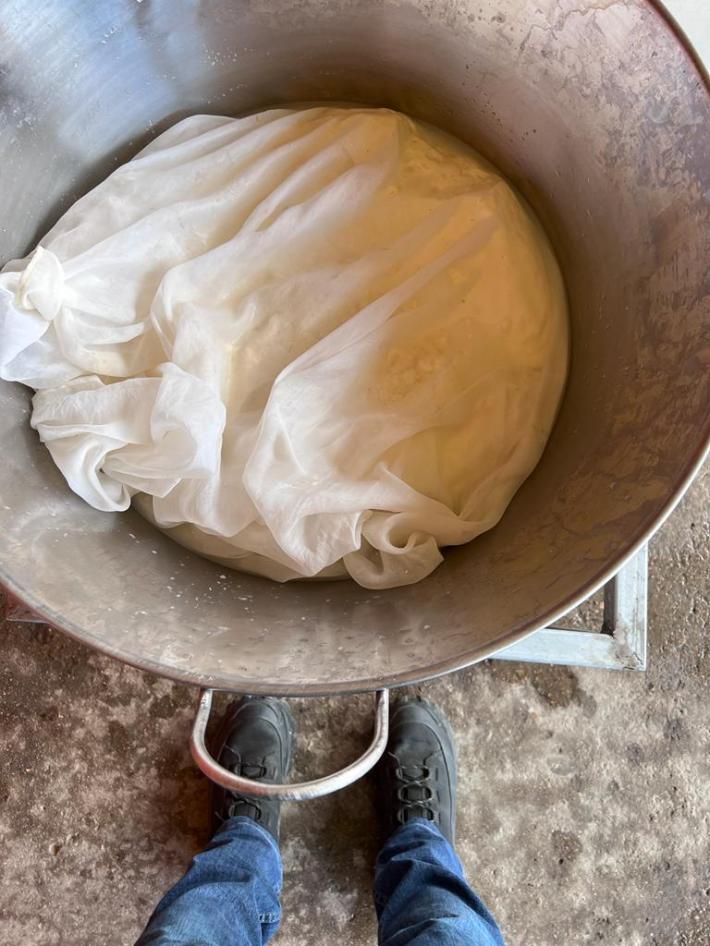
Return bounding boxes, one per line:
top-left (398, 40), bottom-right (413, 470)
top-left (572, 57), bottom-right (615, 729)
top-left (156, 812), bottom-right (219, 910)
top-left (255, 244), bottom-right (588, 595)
top-left (5, 545), bottom-right (648, 672)
top-left (493, 545), bottom-right (647, 670)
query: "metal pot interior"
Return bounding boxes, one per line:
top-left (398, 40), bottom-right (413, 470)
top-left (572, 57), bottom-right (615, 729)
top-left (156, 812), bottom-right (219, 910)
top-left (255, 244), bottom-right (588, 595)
top-left (0, 0), bottom-right (707, 692)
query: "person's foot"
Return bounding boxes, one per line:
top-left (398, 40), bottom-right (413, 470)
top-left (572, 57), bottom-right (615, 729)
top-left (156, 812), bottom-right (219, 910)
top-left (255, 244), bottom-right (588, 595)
top-left (377, 697), bottom-right (457, 843)
top-left (212, 696), bottom-right (295, 840)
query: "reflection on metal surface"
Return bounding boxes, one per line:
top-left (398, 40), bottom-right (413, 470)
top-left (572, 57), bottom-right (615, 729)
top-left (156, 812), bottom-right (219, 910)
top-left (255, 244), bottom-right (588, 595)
top-left (6, 549), bottom-right (649, 671)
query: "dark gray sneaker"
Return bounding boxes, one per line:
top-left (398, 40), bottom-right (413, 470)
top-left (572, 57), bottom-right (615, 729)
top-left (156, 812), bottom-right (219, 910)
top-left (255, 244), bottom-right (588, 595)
top-left (212, 696), bottom-right (295, 840)
top-left (378, 698), bottom-right (457, 843)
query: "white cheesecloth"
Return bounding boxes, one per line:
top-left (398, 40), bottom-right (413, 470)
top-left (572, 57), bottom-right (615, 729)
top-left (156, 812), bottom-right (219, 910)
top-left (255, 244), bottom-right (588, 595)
top-left (0, 107), bottom-right (568, 589)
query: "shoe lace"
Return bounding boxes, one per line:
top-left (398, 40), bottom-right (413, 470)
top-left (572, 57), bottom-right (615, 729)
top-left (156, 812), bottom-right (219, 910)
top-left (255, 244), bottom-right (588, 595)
top-left (395, 762), bottom-right (437, 826)
top-left (215, 753), bottom-right (269, 824)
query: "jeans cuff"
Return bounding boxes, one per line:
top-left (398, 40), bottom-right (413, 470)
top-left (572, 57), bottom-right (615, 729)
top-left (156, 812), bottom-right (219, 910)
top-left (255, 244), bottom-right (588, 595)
top-left (217, 815), bottom-right (279, 847)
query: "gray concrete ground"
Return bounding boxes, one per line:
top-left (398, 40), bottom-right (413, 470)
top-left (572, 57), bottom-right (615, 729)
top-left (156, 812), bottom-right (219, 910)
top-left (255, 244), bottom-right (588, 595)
top-left (0, 463), bottom-right (708, 946)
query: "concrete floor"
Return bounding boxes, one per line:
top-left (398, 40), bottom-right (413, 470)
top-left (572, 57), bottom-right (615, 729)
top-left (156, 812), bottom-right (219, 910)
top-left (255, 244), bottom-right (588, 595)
top-left (0, 463), bottom-right (707, 945)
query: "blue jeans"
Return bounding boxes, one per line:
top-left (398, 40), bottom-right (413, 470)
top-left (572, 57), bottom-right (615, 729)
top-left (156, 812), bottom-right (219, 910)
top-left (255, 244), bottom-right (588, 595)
top-left (137, 817), bottom-right (505, 945)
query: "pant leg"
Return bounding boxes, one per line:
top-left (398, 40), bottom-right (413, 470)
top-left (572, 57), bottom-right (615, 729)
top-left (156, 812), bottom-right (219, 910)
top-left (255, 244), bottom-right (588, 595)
top-left (136, 817), bottom-right (282, 946)
top-left (373, 819), bottom-right (505, 946)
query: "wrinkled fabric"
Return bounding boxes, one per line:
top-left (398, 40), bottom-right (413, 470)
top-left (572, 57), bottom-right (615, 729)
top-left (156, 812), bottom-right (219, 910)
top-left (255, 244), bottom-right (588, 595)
top-left (0, 107), bottom-right (568, 589)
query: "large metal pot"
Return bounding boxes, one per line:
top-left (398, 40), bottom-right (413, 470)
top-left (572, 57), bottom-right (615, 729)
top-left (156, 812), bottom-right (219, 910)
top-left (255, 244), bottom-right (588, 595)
top-left (0, 1), bottom-right (708, 793)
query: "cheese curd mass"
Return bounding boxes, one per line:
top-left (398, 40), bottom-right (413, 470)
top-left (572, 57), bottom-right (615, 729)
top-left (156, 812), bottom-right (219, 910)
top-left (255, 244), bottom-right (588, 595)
top-left (0, 107), bottom-right (568, 589)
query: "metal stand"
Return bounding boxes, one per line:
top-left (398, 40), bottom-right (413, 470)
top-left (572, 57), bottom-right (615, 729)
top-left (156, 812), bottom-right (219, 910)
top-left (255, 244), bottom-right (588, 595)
top-left (493, 545), bottom-right (647, 670)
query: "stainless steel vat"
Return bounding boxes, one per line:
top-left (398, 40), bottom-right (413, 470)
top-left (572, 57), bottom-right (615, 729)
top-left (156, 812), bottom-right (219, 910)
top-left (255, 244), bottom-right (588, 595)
top-left (0, 1), bottom-right (707, 706)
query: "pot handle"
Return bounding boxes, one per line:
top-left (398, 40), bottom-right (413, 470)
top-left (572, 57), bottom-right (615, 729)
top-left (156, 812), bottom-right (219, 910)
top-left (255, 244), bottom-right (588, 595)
top-left (190, 688), bottom-right (389, 801)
